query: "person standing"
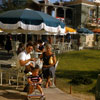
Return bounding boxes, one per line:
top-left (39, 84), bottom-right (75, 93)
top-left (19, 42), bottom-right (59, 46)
top-left (36, 40), bottom-right (45, 53)
top-left (40, 44), bottom-right (56, 88)
top-left (5, 34), bottom-right (12, 54)
top-left (66, 33), bottom-right (71, 43)
top-left (17, 42), bottom-right (25, 55)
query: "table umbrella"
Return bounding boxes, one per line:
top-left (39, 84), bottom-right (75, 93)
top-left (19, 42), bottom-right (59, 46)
top-left (0, 8), bottom-right (65, 34)
top-left (93, 28), bottom-right (100, 33)
top-left (0, 29), bottom-right (3, 32)
top-left (77, 28), bottom-right (93, 34)
top-left (65, 26), bottom-right (76, 34)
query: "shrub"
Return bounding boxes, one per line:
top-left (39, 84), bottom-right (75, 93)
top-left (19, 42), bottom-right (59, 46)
top-left (69, 75), bottom-right (93, 85)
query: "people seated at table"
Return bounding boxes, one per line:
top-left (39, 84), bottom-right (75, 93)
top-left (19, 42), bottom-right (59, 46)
top-left (18, 42), bottom-right (36, 74)
top-left (66, 33), bottom-right (71, 43)
top-left (40, 44), bottom-right (56, 88)
top-left (36, 40), bottom-right (45, 53)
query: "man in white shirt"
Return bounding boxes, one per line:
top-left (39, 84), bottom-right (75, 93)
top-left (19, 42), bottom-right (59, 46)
top-left (18, 43), bottom-right (36, 73)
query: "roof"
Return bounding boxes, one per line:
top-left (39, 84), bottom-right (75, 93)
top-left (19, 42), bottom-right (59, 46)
top-left (32, 0), bottom-right (40, 4)
top-left (55, 0), bottom-right (100, 6)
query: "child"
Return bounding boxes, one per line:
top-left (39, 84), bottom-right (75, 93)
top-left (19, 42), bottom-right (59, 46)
top-left (27, 65), bottom-right (44, 96)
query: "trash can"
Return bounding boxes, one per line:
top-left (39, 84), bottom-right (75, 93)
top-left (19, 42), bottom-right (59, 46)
top-left (95, 74), bottom-right (100, 100)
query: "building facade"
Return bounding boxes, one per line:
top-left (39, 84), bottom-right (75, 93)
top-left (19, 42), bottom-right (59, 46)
top-left (0, 0), bottom-right (100, 29)
top-left (40, 0), bottom-right (100, 29)
top-left (63, 0), bottom-right (100, 29)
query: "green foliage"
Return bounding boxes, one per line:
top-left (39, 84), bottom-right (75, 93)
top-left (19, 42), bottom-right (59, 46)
top-left (1, 0), bottom-right (30, 12)
top-left (69, 75), bottom-right (93, 85)
top-left (56, 49), bottom-right (100, 95)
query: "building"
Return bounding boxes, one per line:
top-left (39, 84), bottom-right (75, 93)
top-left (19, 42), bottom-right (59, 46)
top-left (0, 0), bottom-right (100, 29)
top-left (63, 0), bottom-right (100, 29)
top-left (38, 0), bottom-right (100, 29)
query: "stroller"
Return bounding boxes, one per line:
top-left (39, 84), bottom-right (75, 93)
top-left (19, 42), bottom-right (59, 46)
top-left (27, 64), bottom-right (45, 100)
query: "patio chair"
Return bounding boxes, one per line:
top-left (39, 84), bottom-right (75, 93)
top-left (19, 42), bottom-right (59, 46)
top-left (79, 42), bottom-right (86, 50)
top-left (9, 56), bottom-right (26, 89)
top-left (42, 60), bottom-right (59, 88)
top-left (66, 42), bottom-right (72, 51)
top-left (9, 67), bottom-right (26, 89)
top-left (0, 64), bottom-right (13, 85)
top-left (16, 67), bottom-right (26, 89)
top-left (59, 43), bottom-right (66, 53)
top-left (51, 60), bottom-right (59, 87)
top-left (0, 68), bottom-right (2, 85)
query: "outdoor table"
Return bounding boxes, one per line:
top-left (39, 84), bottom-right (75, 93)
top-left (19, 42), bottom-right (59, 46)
top-left (34, 52), bottom-right (42, 58)
top-left (52, 44), bottom-right (59, 48)
top-left (31, 50), bottom-right (42, 58)
top-left (36, 58), bottom-right (43, 69)
top-left (52, 44), bottom-right (60, 53)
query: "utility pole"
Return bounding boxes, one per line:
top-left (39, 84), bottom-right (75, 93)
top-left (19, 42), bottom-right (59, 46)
top-left (95, 2), bottom-right (99, 28)
top-left (44, 0), bottom-right (48, 13)
top-left (96, 3), bottom-right (99, 27)
top-left (93, 0), bottom-right (100, 28)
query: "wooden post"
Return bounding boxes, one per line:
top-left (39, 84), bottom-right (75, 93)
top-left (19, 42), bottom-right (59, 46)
top-left (70, 84), bottom-right (72, 94)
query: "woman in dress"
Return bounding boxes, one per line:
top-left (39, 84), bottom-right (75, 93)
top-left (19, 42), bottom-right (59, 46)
top-left (40, 44), bottom-right (56, 88)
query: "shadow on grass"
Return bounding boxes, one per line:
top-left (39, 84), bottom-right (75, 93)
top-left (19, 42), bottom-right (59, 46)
top-left (56, 69), bottom-right (100, 94)
top-left (89, 86), bottom-right (96, 94)
top-left (56, 69), bottom-right (100, 80)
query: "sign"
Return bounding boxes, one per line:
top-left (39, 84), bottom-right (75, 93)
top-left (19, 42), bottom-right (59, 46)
top-left (56, 17), bottom-right (64, 22)
top-left (93, 0), bottom-right (100, 3)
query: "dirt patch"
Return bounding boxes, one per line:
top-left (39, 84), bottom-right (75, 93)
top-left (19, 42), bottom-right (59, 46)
top-left (72, 93), bottom-right (95, 100)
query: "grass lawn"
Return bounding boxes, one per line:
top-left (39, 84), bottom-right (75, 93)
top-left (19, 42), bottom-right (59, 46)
top-left (56, 49), bottom-right (100, 96)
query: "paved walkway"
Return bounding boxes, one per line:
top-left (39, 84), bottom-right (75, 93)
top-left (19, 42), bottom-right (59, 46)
top-left (0, 85), bottom-right (83, 100)
top-left (0, 50), bottom-right (84, 100)
top-left (43, 87), bottom-right (83, 100)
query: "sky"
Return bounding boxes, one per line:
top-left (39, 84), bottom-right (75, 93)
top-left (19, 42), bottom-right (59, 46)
top-left (0, 0), bottom-right (2, 5)
top-left (38, 0), bottom-right (94, 3)
top-left (38, 0), bottom-right (70, 3)
top-left (50, 0), bottom-right (70, 3)
top-left (0, 0), bottom-right (70, 5)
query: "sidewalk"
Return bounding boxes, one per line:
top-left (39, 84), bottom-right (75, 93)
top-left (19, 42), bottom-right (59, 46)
top-left (0, 85), bottom-right (83, 100)
top-left (43, 87), bottom-right (83, 100)
top-left (0, 50), bottom-right (83, 100)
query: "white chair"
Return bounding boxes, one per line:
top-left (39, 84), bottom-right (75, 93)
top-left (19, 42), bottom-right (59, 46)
top-left (16, 67), bottom-right (26, 89)
top-left (0, 64), bottom-right (13, 85)
top-left (55, 60), bottom-right (59, 70)
top-left (0, 69), bottom-right (3, 85)
top-left (9, 67), bottom-right (26, 89)
top-left (42, 60), bottom-right (59, 88)
top-left (50, 60), bottom-right (59, 87)
top-left (79, 42), bottom-right (86, 50)
top-left (9, 56), bottom-right (26, 89)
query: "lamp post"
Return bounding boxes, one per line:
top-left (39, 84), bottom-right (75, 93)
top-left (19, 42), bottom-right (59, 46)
top-left (96, 3), bottom-right (99, 28)
top-left (94, 2), bottom-right (99, 28)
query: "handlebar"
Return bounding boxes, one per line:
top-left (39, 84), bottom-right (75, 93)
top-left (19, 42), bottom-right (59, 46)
top-left (30, 82), bottom-right (41, 86)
